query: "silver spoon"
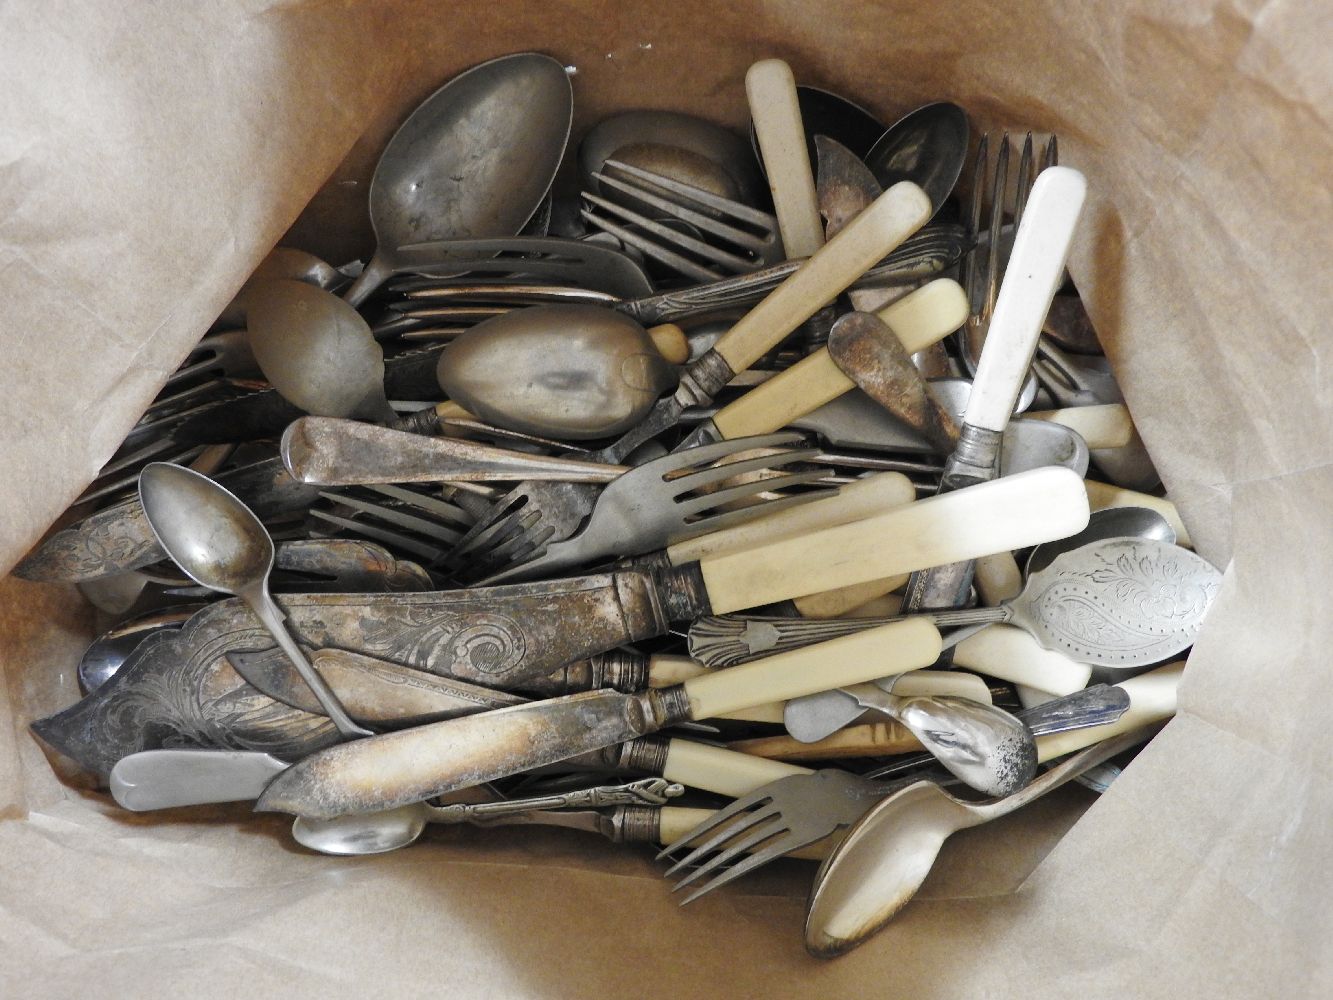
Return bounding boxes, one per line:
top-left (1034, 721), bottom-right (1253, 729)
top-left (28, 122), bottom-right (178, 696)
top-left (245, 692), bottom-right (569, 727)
top-left (77, 604), bottom-right (204, 694)
top-left (804, 728), bottom-right (1150, 958)
top-left (342, 53), bottom-right (573, 307)
top-left (865, 102), bottom-right (970, 217)
top-left (137, 462), bottom-right (370, 738)
top-left (1025, 505), bottom-right (1176, 575)
top-left (789, 677), bottom-right (1037, 797)
top-left (246, 279), bottom-right (396, 423)
top-left (291, 778), bottom-right (683, 856)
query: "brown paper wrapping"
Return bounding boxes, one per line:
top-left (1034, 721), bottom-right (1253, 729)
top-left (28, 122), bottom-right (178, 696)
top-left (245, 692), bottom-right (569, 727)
top-left (2, 1), bottom-right (1330, 995)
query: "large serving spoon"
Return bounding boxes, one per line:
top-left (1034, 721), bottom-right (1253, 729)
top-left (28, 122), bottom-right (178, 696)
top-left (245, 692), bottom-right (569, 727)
top-left (137, 462), bottom-right (370, 738)
top-left (804, 726), bottom-right (1152, 958)
top-left (246, 279), bottom-right (396, 423)
top-left (342, 53), bottom-right (573, 306)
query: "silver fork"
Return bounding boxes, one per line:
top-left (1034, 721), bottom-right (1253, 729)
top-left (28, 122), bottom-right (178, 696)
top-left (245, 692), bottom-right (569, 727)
top-left (582, 159), bottom-right (783, 282)
top-left (452, 434), bottom-right (830, 582)
top-left (958, 131), bottom-right (1058, 373)
top-left (308, 485), bottom-right (477, 566)
top-left (657, 769), bottom-right (893, 905)
top-left (475, 434), bottom-right (832, 584)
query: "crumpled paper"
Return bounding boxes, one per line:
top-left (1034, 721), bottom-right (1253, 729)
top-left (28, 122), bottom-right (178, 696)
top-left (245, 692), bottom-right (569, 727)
top-left (1, 0), bottom-right (1330, 996)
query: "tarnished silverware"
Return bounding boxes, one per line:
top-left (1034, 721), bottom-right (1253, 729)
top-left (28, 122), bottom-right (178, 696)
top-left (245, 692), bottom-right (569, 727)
top-left (280, 417), bottom-right (626, 487)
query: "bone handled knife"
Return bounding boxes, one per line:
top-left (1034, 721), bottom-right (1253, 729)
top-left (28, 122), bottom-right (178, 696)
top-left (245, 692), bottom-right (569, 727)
top-left (254, 619), bottom-right (943, 819)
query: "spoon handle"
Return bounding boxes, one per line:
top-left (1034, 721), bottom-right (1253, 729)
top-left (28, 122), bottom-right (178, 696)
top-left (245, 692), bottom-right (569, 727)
top-left (246, 586), bottom-right (373, 739)
top-left (342, 252), bottom-right (393, 308)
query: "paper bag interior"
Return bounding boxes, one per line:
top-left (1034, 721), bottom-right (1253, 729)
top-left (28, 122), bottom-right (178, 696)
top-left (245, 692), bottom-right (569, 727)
top-left (1, 1), bottom-right (1328, 995)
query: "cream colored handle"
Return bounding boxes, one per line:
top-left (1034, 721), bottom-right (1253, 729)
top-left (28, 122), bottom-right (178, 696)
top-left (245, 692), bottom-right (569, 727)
top-left (433, 400), bottom-right (472, 420)
top-left (731, 722), bottom-right (921, 761)
top-left (974, 550), bottom-right (1023, 605)
top-left (682, 619), bottom-right (942, 719)
top-left (1084, 479), bottom-right (1192, 548)
top-left (666, 472), bottom-right (915, 564)
top-left (711, 182), bottom-right (931, 374)
top-left (713, 348), bottom-right (852, 439)
top-left (647, 323), bottom-right (690, 365)
top-left (1027, 403), bottom-right (1133, 449)
top-left (662, 739), bottom-right (810, 797)
top-left (792, 575), bottom-right (908, 619)
top-left (645, 653), bottom-right (704, 688)
top-left (873, 277), bottom-right (969, 354)
top-left (1035, 660), bottom-right (1183, 761)
top-left (657, 806), bottom-right (828, 859)
top-left (722, 664), bottom-right (985, 723)
top-left (952, 624), bottom-right (1092, 694)
top-left (745, 59), bottom-right (823, 258)
top-left (711, 278), bottom-right (966, 440)
top-left (700, 466), bottom-right (1091, 613)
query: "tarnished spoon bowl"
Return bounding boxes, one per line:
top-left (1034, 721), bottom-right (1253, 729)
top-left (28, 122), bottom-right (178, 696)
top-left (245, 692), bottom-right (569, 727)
top-left (246, 279), bottom-right (395, 423)
top-left (217, 247), bottom-right (340, 328)
top-left (749, 85), bottom-right (887, 174)
top-left (1026, 505), bottom-right (1176, 575)
top-left (344, 52), bottom-right (573, 305)
top-left (865, 102), bottom-right (970, 217)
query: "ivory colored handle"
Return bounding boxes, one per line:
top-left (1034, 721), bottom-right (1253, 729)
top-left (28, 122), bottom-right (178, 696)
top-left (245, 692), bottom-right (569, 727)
top-left (792, 574), bottom-right (908, 619)
top-left (952, 624), bottom-right (1092, 694)
top-left (732, 722), bottom-right (922, 761)
top-left (682, 619), bottom-right (942, 719)
top-left (647, 323), bottom-right (690, 365)
top-left (1035, 660), bottom-right (1184, 762)
top-left (965, 167), bottom-right (1088, 433)
top-left (746, 59), bottom-right (824, 258)
top-left (713, 349), bottom-right (853, 440)
top-left (666, 472), bottom-right (915, 564)
top-left (1084, 479), bottom-right (1192, 548)
top-left (873, 277), bottom-right (970, 354)
top-left (662, 739), bottom-right (810, 797)
top-left (433, 400), bottom-right (472, 420)
top-left (839, 592), bottom-right (905, 618)
top-left (1027, 403), bottom-right (1133, 449)
top-left (711, 181), bottom-right (931, 375)
top-left (657, 806), bottom-right (828, 860)
top-left (700, 466), bottom-right (1091, 614)
top-left (645, 656), bottom-right (784, 721)
top-left (974, 550), bottom-right (1023, 605)
top-left (711, 278), bottom-right (966, 440)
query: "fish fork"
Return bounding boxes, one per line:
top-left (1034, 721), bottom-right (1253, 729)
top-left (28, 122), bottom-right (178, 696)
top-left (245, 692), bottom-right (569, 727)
top-left (309, 484), bottom-right (477, 566)
top-left (958, 131), bottom-right (1058, 373)
top-left (582, 159), bottom-right (784, 282)
top-left (456, 433), bottom-right (831, 582)
top-left (657, 769), bottom-right (893, 904)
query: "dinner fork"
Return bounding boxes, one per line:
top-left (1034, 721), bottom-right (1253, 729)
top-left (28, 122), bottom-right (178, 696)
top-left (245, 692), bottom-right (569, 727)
top-left (582, 159), bottom-right (784, 282)
top-left (308, 484), bottom-right (477, 566)
top-left (451, 433), bottom-right (830, 582)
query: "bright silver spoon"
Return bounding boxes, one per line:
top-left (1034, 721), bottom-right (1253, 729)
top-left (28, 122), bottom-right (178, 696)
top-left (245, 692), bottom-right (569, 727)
top-left (1025, 504), bottom-right (1175, 574)
top-left (137, 462), bottom-right (370, 738)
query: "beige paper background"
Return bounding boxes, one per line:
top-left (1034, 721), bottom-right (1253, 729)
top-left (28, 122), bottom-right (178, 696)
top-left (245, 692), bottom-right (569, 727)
top-left (1, 0), bottom-right (1330, 995)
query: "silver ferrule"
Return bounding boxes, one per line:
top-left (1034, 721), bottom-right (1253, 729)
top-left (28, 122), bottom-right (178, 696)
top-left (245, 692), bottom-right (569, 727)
top-left (619, 735), bottom-right (671, 774)
top-left (612, 804), bottom-right (663, 844)
top-left (941, 423), bottom-right (1003, 490)
top-left (674, 348), bottom-right (735, 408)
top-left (645, 685), bottom-right (693, 729)
top-left (590, 650), bottom-right (651, 693)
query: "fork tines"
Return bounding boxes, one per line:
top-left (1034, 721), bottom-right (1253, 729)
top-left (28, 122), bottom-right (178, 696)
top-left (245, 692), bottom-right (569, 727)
top-left (309, 485), bottom-right (474, 566)
top-left (582, 160), bottom-right (782, 283)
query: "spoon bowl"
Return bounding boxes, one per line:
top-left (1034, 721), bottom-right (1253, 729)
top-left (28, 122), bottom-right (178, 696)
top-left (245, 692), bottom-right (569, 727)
top-left (865, 102), bottom-right (970, 217)
top-left (294, 805), bottom-right (427, 855)
top-left (344, 53), bottom-right (574, 306)
top-left (246, 279), bottom-right (395, 423)
top-left (1026, 505), bottom-right (1176, 575)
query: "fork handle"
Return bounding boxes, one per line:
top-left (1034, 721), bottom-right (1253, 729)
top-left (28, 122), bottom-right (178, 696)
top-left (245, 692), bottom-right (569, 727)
top-left (662, 739), bottom-right (810, 797)
top-left (710, 182), bottom-right (931, 377)
top-left (746, 59), bottom-right (824, 258)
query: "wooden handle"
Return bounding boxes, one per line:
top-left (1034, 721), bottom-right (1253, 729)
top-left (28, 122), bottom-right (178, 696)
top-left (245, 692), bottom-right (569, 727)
top-left (700, 465), bottom-right (1090, 613)
top-left (875, 278), bottom-right (969, 354)
top-left (682, 619), bottom-right (942, 719)
top-left (732, 722), bottom-right (922, 761)
top-left (792, 574), bottom-right (908, 619)
top-left (974, 551), bottom-right (1023, 605)
top-left (746, 59), bottom-right (823, 258)
top-left (952, 624), bottom-right (1092, 694)
top-left (1035, 660), bottom-right (1183, 762)
top-left (662, 739), bottom-right (810, 797)
top-left (1084, 478), bottom-right (1191, 548)
top-left (1026, 403), bottom-right (1133, 449)
top-left (647, 323), bottom-right (690, 365)
top-left (711, 181), bottom-right (931, 375)
top-left (667, 472), bottom-right (915, 564)
top-left (965, 167), bottom-right (1088, 432)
